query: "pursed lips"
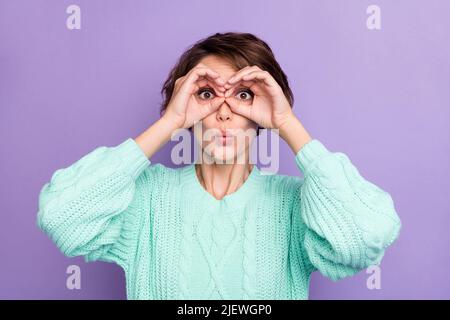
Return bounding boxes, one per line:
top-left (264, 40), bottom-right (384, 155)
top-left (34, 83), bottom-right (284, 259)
top-left (215, 131), bottom-right (235, 145)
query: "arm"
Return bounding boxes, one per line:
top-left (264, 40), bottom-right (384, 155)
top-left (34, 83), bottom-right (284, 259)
top-left (37, 117), bottom-right (176, 270)
top-left (281, 116), bottom-right (402, 281)
top-left (37, 62), bottom-right (223, 270)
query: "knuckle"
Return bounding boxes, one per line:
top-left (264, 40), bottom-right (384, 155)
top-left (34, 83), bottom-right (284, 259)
top-left (174, 78), bottom-right (183, 88)
top-left (194, 64), bottom-right (207, 71)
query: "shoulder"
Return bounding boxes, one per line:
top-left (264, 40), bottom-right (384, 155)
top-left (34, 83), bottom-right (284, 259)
top-left (261, 169), bottom-right (304, 188)
top-left (134, 162), bottom-right (184, 188)
top-left (259, 170), bottom-right (304, 203)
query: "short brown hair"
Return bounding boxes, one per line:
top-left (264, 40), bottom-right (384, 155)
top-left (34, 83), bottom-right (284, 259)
top-left (159, 32), bottom-right (294, 133)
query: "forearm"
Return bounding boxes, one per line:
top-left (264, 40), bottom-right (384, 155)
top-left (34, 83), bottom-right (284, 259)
top-left (134, 116), bottom-right (179, 159)
top-left (278, 114), bottom-right (313, 155)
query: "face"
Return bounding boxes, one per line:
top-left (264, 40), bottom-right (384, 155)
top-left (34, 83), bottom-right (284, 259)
top-left (192, 55), bottom-right (258, 165)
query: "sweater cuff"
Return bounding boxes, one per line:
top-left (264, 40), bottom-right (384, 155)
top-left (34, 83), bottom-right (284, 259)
top-left (114, 138), bottom-right (151, 180)
top-left (295, 139), bottom-right (331, 175)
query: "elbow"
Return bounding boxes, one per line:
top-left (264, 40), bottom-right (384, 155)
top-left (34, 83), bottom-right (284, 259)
top-left (352, 205), bottom-right (402, 269)
top-left (362, 215), bottom-right (401, 267)
top-left (36, 183), bottom-right (58, 235)
top-left (37, 208), bottom-right (77, 257)
top-left (336, 183), bottom-right (402, 268)
top-left (37, 189), bottom-right (78, 257)
top-left (326, 211), bottom-right (401, 270)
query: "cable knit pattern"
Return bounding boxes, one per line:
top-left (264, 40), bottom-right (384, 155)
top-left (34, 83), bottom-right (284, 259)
top-left (37, 137), bottom-right (401, 299)
top-left (177, 203), bottom-right (192, 300)
top-left (295, 140), bottom-right (402, 281)
top-left (242, 206), bottom-right (256, 299)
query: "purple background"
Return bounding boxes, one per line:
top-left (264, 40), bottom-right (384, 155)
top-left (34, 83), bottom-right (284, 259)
top-left (1, 0), bottom-right (449, 299)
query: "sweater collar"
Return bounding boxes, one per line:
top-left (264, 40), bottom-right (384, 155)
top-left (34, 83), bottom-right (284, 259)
top-left (181, 162), bottom-right (263, 211)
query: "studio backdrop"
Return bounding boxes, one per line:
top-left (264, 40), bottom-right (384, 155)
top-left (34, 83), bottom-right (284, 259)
top-left (0, 0), bottom-right (449, 299)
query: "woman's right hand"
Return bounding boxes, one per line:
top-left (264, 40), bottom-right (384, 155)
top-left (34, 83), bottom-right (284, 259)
top-left (162, 63), bottom-right (227, 130)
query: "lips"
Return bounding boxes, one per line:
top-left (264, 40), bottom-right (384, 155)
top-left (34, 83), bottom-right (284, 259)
top-left (215, 131), bottom-right (235, 145)
top-left (220, 129), bottom-right (233, 137)
top-left (219, 133), bottom-right (234, 138)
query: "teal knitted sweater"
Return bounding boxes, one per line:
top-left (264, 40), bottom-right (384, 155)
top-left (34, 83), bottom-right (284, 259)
top-left (37, 138), bottom-right (401, 300)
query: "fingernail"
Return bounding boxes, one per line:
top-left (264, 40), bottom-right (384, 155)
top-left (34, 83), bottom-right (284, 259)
top-left (228, 76), bottom-right (235, 83)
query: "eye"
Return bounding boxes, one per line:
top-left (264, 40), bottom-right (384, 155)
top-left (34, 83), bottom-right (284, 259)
top-left (235, 89), bottom-right (254, 101)
top-left (197, 88), bottom-right (216, 100)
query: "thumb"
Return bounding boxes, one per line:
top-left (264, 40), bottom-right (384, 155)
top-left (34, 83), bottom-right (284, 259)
top-left (203, 97), bottom-right (225, 116)
top-left (226, 98), bottom-right (252, 119)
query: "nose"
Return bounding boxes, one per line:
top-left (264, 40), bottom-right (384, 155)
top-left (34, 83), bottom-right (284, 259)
top-left (216, 100), bottom-right (232, 122)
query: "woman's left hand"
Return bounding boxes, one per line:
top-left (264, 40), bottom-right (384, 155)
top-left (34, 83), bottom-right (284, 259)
top-left (224, 65), bottom-right (295, 130)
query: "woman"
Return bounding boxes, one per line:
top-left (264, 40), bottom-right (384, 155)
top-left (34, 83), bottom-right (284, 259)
top-left (37, 32), bottom-right (401, 300)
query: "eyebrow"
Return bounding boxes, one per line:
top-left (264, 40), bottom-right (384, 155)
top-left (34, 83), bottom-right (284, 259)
top-left (198, 84), bottom-right (253, 95)
top-left (231, 85), bottom-right (253, 92)
top-left (198, 84), bottom-right (218, 92)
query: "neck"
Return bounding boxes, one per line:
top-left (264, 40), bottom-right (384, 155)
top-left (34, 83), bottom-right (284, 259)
top-left (195, 161), bottom-right (254, 200)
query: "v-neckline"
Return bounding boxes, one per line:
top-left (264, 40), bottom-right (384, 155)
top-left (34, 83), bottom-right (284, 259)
top-left (182, 162), bottom-right (262, 211)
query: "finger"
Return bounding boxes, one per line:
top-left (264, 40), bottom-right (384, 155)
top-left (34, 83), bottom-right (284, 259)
top-left (174, 76), bottom-right (186, 92)
top-left (190, 71), bottom-right (226, 97)
top-left (203, 97), bottom-right (225, 117)
top-left (227, 65), bottom-right (256, 84)
top-left (178, 68), bottom-right (219, 97)
top-left (227, 65), bottom-right (261, 84)
top-left (192, 68), bottom-right (220, 84)
top-left (241, 70), bottom-right (277, 88)
top-left (225, 97), bottom-right (252, 119)
top-left (211, 97), bottom-right (225, 110)
top-left (191, 66), bottom-right (226, 87)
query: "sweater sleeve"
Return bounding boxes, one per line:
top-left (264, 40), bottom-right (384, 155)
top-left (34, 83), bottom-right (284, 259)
top-left (294, 139), bottom-right (401, 281)
top-left (37, 138), bottom-right (151, 271)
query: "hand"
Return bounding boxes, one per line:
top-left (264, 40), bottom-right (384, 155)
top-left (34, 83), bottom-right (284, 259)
top-left (224, 65), bottom-right (296, 130)
top-left (162, 63), bottom-right (227, 130)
